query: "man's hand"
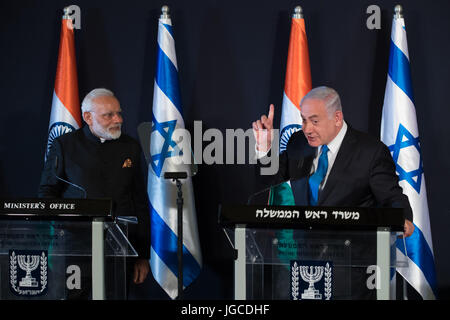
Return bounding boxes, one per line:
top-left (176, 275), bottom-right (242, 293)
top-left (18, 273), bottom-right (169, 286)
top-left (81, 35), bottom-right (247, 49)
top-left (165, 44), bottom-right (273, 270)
top-left (403, 219), bottom-right (415, 238)
top-left (252, 104), bottom-right (275, 152)
top-left (133, 258), bottom-right (150, 284)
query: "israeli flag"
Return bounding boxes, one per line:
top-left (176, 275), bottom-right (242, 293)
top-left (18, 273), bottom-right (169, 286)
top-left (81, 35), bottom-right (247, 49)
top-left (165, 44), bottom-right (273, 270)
top-left (148, 9), bottom-right (202, 299)
top-left (381, 10), bottom-right (437, 299)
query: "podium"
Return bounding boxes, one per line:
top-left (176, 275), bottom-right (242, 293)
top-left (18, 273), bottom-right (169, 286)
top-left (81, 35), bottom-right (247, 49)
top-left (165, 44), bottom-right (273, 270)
top-left (0, 198), bottom-right (138, 300)
top-left (219, 204), bottom-right (408, 300)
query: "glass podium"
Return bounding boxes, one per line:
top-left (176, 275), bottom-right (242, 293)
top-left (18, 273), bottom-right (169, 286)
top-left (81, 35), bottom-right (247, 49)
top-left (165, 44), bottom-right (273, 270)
top-left (0, 198), bottom-right (138, 300)
top-left (219, 204), bottom-right (408, 300)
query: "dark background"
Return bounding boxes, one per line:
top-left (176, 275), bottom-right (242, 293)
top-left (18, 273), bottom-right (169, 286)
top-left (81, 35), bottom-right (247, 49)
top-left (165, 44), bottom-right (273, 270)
top-left (1, 0), bottom-right (449, 299)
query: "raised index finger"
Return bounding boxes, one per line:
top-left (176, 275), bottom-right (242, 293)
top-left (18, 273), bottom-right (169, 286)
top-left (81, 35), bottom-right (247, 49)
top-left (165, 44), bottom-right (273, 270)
top-left (268, 104), bottom-right (275, 123)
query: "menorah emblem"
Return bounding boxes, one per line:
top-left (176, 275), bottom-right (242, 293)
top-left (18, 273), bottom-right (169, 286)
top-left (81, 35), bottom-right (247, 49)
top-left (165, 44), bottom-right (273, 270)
top-left (299, 265), bottom-right (324, 300)
top-left (18, 254), bottom-right (40, 287)
top-left (10, 250), bottom-right (48, 296)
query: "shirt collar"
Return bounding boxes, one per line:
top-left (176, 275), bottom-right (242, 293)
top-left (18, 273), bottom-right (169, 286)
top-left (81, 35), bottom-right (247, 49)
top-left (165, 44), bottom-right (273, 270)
top-left (320, 121), bottom-right (347, 155)
top-left (82, 125), bottom-right (107, 144)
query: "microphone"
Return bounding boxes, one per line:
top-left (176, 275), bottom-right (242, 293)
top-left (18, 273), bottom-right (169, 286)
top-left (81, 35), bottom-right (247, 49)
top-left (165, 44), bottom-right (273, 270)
top-left (247, 180), bottom-right (291, 205)
top-left (164, 172), bottom-right (188, 180)
top-left (54, 156), bottom-right (87, 198)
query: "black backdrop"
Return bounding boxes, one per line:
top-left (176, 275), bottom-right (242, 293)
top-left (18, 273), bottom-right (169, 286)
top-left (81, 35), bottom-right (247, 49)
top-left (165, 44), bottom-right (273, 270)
top-left (1, 0), bottom-right (449, 299)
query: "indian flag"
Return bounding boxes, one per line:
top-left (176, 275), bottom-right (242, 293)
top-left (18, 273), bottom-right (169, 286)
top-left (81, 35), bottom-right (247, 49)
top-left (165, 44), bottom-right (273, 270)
top-left (45, 8), bottom-right (81, 161)
top-left (270, 6), bottom-right (312, 206)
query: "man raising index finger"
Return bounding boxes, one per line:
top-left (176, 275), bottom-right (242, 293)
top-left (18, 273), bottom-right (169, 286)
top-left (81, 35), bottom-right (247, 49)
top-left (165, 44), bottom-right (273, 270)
top-left (252, 104), bottom-right (275, 152)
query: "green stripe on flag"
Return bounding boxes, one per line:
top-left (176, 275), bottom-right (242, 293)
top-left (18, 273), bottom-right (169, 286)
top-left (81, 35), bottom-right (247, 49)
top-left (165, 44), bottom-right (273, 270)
top-left (269, 182), bottom-right (298, 264)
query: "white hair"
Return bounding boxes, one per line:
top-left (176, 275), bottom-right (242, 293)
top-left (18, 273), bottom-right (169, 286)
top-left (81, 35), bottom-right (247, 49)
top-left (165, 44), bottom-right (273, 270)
top-left (300, 86), bottom-right (342, 117)
top-left (81, 88), bottom-right (115, 113)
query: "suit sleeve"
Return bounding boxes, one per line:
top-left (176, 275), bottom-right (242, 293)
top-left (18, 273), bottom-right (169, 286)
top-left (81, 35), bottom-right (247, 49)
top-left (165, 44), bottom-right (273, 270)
top-left (255, 132), bottom-right (312, 190)
top-left (369, 142), bottom-right (413, 221)
top-left (38, 139), bottom-right (65, 198)
top-left (256, 148), bottom-right (289, 188)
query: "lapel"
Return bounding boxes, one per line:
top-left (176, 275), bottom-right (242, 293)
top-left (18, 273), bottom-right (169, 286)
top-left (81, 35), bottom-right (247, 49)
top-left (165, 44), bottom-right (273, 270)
top-left (318, 126), bottom-right (357, 205)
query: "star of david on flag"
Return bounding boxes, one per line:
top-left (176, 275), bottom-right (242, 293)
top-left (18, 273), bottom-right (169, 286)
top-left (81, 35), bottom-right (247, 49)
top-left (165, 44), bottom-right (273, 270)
top-left (388, 124), bottom-right (423, 194)
top-left (147, 7), bottom-right (202, 300)
top-left (150, 116), bottom-right (182, 177)
top-left (381, 7), bottom-right (437, 300)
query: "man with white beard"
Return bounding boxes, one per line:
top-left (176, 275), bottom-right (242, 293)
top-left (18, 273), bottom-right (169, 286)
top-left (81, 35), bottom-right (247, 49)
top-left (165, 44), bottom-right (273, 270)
top-left (38, 88), bottom-right (150, 297)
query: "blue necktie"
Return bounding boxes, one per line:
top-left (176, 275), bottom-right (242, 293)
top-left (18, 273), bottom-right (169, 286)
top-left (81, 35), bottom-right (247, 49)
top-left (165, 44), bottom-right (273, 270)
top-left (308, 145), bottom-right (329, 206)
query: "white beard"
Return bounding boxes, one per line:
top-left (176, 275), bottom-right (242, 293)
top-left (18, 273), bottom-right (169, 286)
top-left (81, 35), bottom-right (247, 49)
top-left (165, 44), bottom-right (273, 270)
top-left (92, 120), bottom-right (122, 140)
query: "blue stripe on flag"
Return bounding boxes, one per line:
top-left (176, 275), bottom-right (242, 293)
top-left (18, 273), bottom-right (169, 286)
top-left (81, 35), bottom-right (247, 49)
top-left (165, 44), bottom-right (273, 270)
top-left (162, 23), bottom-right (174, 37)
top-left (388, 40), bottom-right (414, 102)
top-left (156, 43), bottom-right (183, 115)
top-left (150, 203), bottom-right (201, 286)
top-left (397, 223), bottom-right (437, 296)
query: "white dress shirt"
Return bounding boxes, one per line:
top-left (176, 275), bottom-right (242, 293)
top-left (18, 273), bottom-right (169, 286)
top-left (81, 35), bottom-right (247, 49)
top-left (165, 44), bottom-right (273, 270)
top-left (312, 121), bottom-right (347, 190)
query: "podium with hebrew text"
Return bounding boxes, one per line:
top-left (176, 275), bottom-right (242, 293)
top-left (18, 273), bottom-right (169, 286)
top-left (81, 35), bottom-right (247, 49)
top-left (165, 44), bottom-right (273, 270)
top-left (219, 204), bottom-right (408, 300)
top-left (0, 198), bottom-right (138, 300)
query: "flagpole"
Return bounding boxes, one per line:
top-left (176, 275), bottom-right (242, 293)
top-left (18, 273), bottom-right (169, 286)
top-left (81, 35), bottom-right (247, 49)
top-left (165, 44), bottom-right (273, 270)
top-left (160, 5), bottom-right (184, 300)
top-left (392, 3), bottom-right (408, 300)
top-left (163, 172), bottom-right (187, 300)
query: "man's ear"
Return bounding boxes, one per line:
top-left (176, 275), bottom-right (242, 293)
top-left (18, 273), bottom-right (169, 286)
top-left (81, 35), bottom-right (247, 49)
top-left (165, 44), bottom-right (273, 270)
top-left (83, 111), bottom-right (92, 126)
top-left (335, 110), bottom-right (343, 126)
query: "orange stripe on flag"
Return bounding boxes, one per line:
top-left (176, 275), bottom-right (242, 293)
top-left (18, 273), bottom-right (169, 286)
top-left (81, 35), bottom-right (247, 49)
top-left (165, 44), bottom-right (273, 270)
top-left (54, 19), bottom-right (81, 127)
top-left (284, 18), bottom-right (312, 110)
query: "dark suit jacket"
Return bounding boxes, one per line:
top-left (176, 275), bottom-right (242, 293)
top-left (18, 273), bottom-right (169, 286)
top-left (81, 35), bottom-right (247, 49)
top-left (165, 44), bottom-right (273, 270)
top-left (261, 125), bottom-right (413, 221)
top-left (38, 125), bottom-right (150, 259)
